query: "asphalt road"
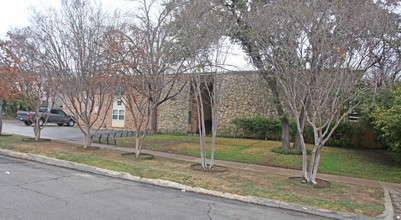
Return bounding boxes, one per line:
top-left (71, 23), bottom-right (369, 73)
top-left (0, 155), bottom-right (326, 220)
top-left (3, 120), bottom-right (114, 142)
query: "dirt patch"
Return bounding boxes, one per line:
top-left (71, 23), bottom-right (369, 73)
top-left (22, 138), bottom-right (52, 142)
top-left (288, 177), bottom-right (331, 189)
top-left (121, 152), bottom-right (155, 160)
top-left (190, 164), bottom-right (228, 172)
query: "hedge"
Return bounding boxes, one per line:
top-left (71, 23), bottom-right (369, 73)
top-left (232, 116), bottom-right (382, 148)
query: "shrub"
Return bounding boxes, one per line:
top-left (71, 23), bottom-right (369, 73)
top-left (370, 85), bottom-right (401, 152)
top-left (233, 116), bottom-right (354, 148)
top-left (232, 115), bottom-right (281, 140)
top-left (271, 147), bottom-right (311, 155)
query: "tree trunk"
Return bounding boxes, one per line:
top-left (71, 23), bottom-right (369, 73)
top-left (150, 105), bottom-right (158, 134)
top-left (293, 130), bottom-right (301, 150)
top-left (301, 144), bottom-right (309, 183)
top-left (293, 99), bottom-right (310, 150)
top-left (135, 134), bottom-right (141, 158)
top-left (210, 121), bottom-right (217, 169)
top-left (261, 74), bottom-right (291, 149)
top-left (308, 143), bottom-right (323, 184)
top-left (281, 117), bottom-right (290, 149)
top-left (34, 123), bottom-right (40, 141)
top-left (310, 147), bottom-right (322, 183)
top-left (83, 126), bottom-right (92, 148)
top-left (0, 99), bottom-right (3, 135)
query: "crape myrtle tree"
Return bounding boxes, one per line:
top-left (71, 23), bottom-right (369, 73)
top-left (102, 0), bottom-right (187, 157)
top-left (0, 40), bottom-right (20, 135)
top-left (103, 27), bottom-right (154, 158)
top-left (5, 28), bottom-right (57, 141)
top-left (248, 0), bottom-right (399, 183)
top-left (30, 0), bottom-right (116, 148)
top-left (126, 0), bottom-right (187, 135)
top-left (172, 0), bottom-right (232, 169)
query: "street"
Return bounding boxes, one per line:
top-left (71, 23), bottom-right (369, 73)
top-left (2, 120), bottom-right (116, 143)
top-left (0, 155), bottom-right (325, 220)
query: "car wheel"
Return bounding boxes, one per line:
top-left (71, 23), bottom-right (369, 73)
top-left (24, 121), bottom-right (32, 126)
top-left (57, 123), bottom-right (64, 126)
top-left (39, 119), bottom-right (44, 126)
top-left (67, 120), bottom-right (75, 127)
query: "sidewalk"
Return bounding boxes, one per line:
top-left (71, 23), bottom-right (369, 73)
top-left (77, 140), bottom-right (401, 192)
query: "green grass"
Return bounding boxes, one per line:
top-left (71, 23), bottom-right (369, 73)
top-left (112, 134), bottom-right (401, 183)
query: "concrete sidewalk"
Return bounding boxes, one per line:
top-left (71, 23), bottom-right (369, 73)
top-left (74, 140), bottom-right (401, 192)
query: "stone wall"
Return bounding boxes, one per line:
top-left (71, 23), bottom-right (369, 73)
top-left (158, 72), bottom-right (277, 134)
top-left (217, 72), bottom-right (277, 134)
top-left (158, 78), bottom-right (190, 133)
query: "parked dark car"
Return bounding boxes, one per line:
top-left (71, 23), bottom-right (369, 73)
top-left (16, 108), bottom-right (76, 127)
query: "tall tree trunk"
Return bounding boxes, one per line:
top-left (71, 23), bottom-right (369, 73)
top-left (281, 117), bottom-right (290, 149)
top-left (262, 74), bottom-right (291, 149)
top-left (150, 105), bottom-right (158, 134)
top-left (293, 131), bottom-right (301, 150)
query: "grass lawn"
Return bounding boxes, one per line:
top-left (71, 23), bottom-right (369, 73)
top-left (109, 133), bottom-right (401, 183)
top-left (0, 134), bottom-right (385, 216)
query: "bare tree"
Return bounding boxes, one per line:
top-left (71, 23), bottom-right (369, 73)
top-left (215, 0), bottom-right (296, 149)
top-left (249, 0), bottom-right (399, 183)
top-left (100, 0), bottom-right (187, 156)
top-left (124, 0), bottom-right (188, 134)
top-left (172, 0), bottom-right (231, 169)
top-left (30, 0), bottom-right (116, 148)
top-left (6, 28), bottom-right (57, 141)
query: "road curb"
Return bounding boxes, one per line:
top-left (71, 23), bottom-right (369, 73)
top-left (0, 149), bottom-right (382, 220)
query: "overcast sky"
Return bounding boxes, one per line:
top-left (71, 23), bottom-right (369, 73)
top-left (0, 0), bottom-right (131, 39)
top-left (0, 0), bottom-right (253, 70)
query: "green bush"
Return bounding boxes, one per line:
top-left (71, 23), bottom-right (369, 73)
top-left (232, 115), bottom-right (281, 140)
top-left (326, 122), bottom-right (353, 148)
top-left (271, 147), bottom-right (311, 155)
top-left (370, 84), bottom-right (401, 152)
top-left (232, 116), bottom-right (353, 148)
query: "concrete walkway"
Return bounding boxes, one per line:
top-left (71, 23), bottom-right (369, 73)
top-left (75, 140), bottom-right (401, 192)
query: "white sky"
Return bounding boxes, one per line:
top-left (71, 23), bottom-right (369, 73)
top-left (0, 0), bottom-right (254, 70)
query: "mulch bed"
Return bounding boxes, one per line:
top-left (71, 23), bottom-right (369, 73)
top-left (190, 163), bottom-right (228, 173)
top-left (22, 138), bottom-right (52, 142)
top-left (121, 152), bottom-right (155, 160)
top-left (288, 177), bottom-right (331, 188)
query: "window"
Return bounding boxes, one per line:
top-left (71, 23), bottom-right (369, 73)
top-left (112, 110), bottom-right (125, 120)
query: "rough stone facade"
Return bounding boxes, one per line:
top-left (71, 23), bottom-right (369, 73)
top-left (158, 71), bottom-right (277, 134)
top-left (158, 79), bottom-right (191, 133)
top-left (217, 72), bottom-right (277, 133)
